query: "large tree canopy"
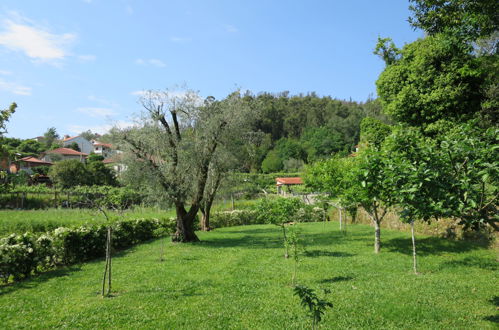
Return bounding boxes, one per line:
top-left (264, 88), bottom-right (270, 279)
top-left (408, 0), bottom-right (499, 39)
top-left (376, 34), bottom-right (486, 128)
top-left (119, 88), bottom-right (252, 242)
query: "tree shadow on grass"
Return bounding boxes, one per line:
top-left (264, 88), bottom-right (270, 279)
top-left (200, 231), bottom-right (341, 250)
top-left (0, 265), bottom-right (82, 296)
top-left (319, 276), bottom-right (354, 284)
top-left (213, 227), bottom-right (276, 235)
top-left (483, 296), bottom-right (499, 324)
top-left (0, 240), bottom-right (148, 296)
top-left (440, 256), bottom-right (497, 271)
top-left (382, 236), bottom-right (486, 256)
top-left (304, 250), bottom-right (355, 258)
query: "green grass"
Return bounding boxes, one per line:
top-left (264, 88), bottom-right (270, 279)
top-left (0, 207), bottom-right (175, 235)
top-left (0, 221), bottom-right (497, 328)
top-left (0, 198), bottom-right (258, 235)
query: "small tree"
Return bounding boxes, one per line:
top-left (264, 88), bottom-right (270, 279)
top-left (351, 149), bottom-right (394, 253)
top-left (48, 160), bottom-right (90, 188)
top-left (304, 157), bottom-right (359, 233)
top-left (294, 285), bottom-right (333, 330)
top-left (286, 225), bottom-right (302, 284)
top-left (383, 127), bottom-right (446, 273)
top-left (255, 197), bottom-right (302, 258)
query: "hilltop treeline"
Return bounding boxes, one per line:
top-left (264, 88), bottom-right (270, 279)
top-left (232, 92), bottom-right (388, 173)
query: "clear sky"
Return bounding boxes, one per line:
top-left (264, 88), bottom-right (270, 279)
top-left (0, 0), bottom-right (422, 139)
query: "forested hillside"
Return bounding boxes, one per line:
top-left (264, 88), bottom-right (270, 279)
top-left (232, 93), bottom-right (388, 173)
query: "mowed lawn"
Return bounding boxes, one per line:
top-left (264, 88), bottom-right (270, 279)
top-left (0, 207), bottom-right (175, 235)
top-left (0, 222), bottom-right (497, 329)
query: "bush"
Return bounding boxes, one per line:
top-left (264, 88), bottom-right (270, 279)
top-left (0, 218), bottom-right (167, 284)
top-left (210, 210), bottom-right (260, 228)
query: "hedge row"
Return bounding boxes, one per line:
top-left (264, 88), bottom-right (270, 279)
top-left (0, 218), bottom-right (172, 283)
top-left (210, 204), bottom-right (325, 229)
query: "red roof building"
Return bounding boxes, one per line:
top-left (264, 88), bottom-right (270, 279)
top-left (275, 177), bottom-right (303, 186)
top-left (41, 148), bottom-right (88, 163)
top-left (20, 156), bottom-right (53, 165)
top-left (275, 177), bottom-right (303, 196)
top-left (46, 148), bottom-right (88, 156)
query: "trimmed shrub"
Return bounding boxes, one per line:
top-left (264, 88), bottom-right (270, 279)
top-left (0, 218), bottom-right (167, 284)
top-left (210, 210), bottom-right (260, 228)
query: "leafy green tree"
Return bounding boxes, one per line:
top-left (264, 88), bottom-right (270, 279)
top-left (438, 123), bottom-right (498, 230)
top-left (42, 127), bottom-right (59, 149)
top-left (408, 0), bottom-right (498, 39)
top-left (48, 160), bottom-right (90, 188)
top-left (376, 34), bottom-right (486, 129)
top-left (261, 150), bottom-right (283, 173)
top-left (68, 142), bottom-right (80, 152)
top-left (255, 197), bottom-right (302, 258)
top-left (373, 37), bottom-right (400, 65)
top-left (301, 127), bottom-right (343, 160)
top-left (0, 103), bottom-right (16, 137)
top-left (304, 156), bottom-right (359, 231)
top-left (351, 149), bottom-right (395, 253)
top-left (359, 117), bottom-right (392, 150)
top-left (383, 127), bottom-right (447, 273)
top-left (87, 156), bottom-right (118, 186)
top-left (80, 130), bottom-right (100, 142)
top-left (17, 139), bottom-right (45, 157)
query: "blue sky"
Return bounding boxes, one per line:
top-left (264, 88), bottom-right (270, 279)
top-left (0, 0), bottom-right (422, 139)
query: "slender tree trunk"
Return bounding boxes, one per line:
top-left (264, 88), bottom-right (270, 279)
top-left (339, 207), bottom-right (343, 232)
top-left (102, 227), bottom-right (112, 297)
top-left (282, 224), bottom-right (289, 258)
top-left (231, 193), bottom-right (235, 211)
top-left (107, 227), bottom-right (112, 296)
top-left (411, 220), bottom-right (418, 274)
top-left (172, 202), bottom-right (200, 242)
top-left (374, 218), bottom-right (381, 254)
top-left (101, 252), bottom-right (108, 297)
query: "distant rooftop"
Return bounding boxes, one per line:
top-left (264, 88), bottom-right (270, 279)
top-left (46, 147), bottom-right (88, 156)
top-left (275, 177), bottom-right (303, 185)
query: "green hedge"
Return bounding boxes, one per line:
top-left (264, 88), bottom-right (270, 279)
top-left (210, 200), bottom-right (325, 229)
top-left (0, 218), bottom-right (167, 283)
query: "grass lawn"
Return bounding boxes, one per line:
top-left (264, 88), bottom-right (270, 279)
top-left (0, 221), bottom-right (497, 329)
top-left (0, 207), bottom-right (175, 235)
top-left (0, 198), bottom-right (257, 235)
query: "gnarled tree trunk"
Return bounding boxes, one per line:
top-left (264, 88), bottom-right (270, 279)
top-left (172, 203), bottom-right (200, 242)
top-left (200, 208), bottom-right (211, 231)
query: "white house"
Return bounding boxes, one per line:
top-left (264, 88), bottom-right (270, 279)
top-left (92, 141), bottom-right (114, 158)
top-left (62, 135), bottom-right (94, 155)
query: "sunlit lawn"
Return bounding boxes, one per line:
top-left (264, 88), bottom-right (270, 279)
top-left (0, 207), bottom-right (175, 235)
top-left (0, 221), bottom-right (497, 328)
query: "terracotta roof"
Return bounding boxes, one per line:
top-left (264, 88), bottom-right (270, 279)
top-left (20, 156), bottom-right (53, 165)
top-left (46, 148), bottom-right (88, 156)
top-left (102, 154), bottom-right (123, 164)
top-left (275, 177), bottom-right (303, 185)
top-left (62, 135), bottom-right (79, 142)
top-left (93, 142), bottom-right (113, 148)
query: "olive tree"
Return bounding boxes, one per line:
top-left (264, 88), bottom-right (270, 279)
top-left (119, 88), bottom-right (251, 242)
